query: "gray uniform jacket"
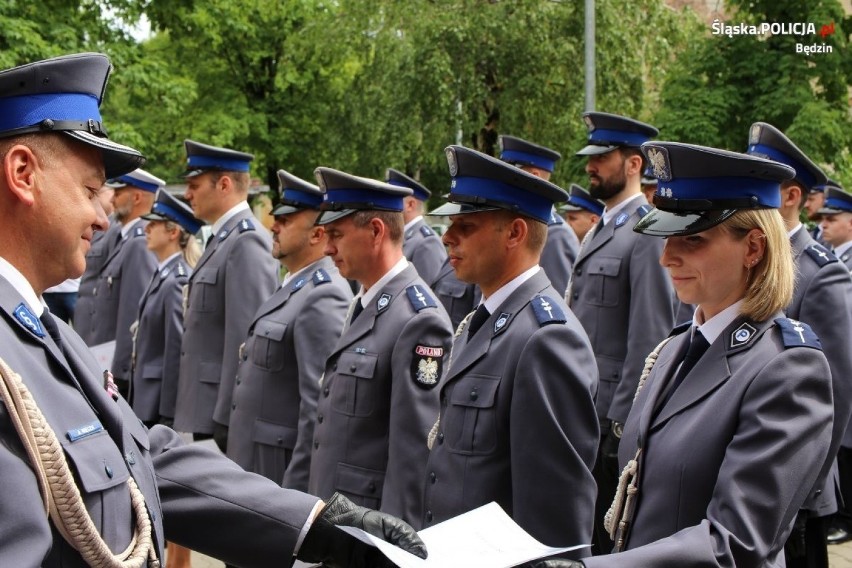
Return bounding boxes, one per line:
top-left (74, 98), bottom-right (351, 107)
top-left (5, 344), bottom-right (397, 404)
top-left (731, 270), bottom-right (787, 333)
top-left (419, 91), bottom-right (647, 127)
top-left (76, 218), bottom-right (121, 344)
top-left (89, 220), bottom-right (158, 383)
top-left (308, 264), bottom-right (453, 527)
top-left (786, 228), bottom-right (852, 514)
top-left (540, 211), bottom-right (579, 297)
top-left (431, 258), bottom-right (481, 331)
top-left (228, 257), bottom-right (352, 491)
top-left (175, 210), bottom-right (278, 434)
top-left (421, 269), bottom-right (599, 555)
top-left (584, 315), bottom-right (833, 568)
top-left (839, 248), bottom-right (852, 272)
top-left (0, 277), bottom-right (319, 567)
top-left (130, 255), bottom-right (190, 422)
top-left (402, 218), bottom-right (447, 285)
top-left (568, 196), bottom-right (676, 427)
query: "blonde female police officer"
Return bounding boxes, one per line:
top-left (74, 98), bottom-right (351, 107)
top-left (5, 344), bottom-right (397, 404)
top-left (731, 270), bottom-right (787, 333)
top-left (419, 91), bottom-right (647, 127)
top-left (0, 52), bottom-right (424, 567)
top-left (536, 141), bottom-right (833, 567)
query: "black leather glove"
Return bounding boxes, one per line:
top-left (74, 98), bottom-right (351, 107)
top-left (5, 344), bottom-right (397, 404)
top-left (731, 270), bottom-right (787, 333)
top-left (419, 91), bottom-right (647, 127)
top-left (297, 492), bottom-right (427, 568)
top-left (528, 561), bottom-right (585, 568)
top-left (158, 416), bottom-right (174, 429)
top-left (213, 422), bottom-right (228, 453)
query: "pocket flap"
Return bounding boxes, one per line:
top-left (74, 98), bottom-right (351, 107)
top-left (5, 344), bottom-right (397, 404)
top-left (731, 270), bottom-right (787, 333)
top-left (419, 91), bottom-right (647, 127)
top-left (194, 267), bottom-right (218, 285)
top-left (591, 257), bottom-right (621, 277)
top-left (253, 320), bottom-right (288, 342)
top-left (337, 351), bottom-right (378, 379)
top-left (252, 418), bottom-right (297, 448)
top-left (334, 462), bottom-right (385, 498)
top-left (62, 433), bottom-right (130, 493)
top-left (450, 375), bottom-right (499, 408)
top-left (435, 281), bottom-right (467, 299)
top-left (140, 363), bottom-right (163, 379)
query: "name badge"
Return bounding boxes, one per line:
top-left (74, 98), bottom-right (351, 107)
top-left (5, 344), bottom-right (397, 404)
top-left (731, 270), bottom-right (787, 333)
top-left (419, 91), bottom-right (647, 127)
top-left (67, 420), bottom-right (104, 442)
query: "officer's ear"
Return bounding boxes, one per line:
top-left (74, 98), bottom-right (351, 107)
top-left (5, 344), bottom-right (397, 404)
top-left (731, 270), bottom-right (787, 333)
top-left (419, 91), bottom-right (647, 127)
top-left (3, 144), bottom-right (40, 206)
top-left (504, 217), bottom-right (529, 251)
top-left (309, 224), bottom-right (326, 245)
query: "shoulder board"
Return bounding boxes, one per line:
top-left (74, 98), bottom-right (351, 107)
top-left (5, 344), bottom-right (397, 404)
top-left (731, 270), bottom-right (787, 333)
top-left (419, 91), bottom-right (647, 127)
top-left (238, 218), bottom-right (256, 233)
top-left (668, 320), bottom-right (691, 338)
top-left (774, 318), bottom-right (822, 350)
top-left (312, 268), bottom-right (331, 285)
top-left (419, 225), bottom-right (434, 237)
top-left (530, 295), bottom-right (567, 326)
top-left (636, 204), bottom-right (653, 217)
top-left (803, 243), bottom-right (837, 267)
top-left (406, 285), bottom-right (437, 311)
top-left (176, 262), bottom-right (188, 278)
top-left (133, 226), bottom-right (145, 237)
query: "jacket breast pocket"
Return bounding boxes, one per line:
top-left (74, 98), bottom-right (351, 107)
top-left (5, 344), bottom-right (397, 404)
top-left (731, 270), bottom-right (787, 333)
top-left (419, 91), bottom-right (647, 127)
top-left (586, 256), bottom-right (622, 308)
top-left (443, 375), bottom-right (500, 455)
top-left (190, 267), bottom-right (219, 313)
top-left (250, 320), bottom-right (288, 371)
top-left (331, 350), bottom-right (379, 417)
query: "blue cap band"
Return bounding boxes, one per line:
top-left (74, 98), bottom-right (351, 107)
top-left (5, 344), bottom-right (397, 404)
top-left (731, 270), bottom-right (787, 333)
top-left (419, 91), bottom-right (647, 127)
top-left (0, 93), bottom-right (101, 132)
top-left (748, 143), bottom-right (818, 189)
top-left (500, 149), bottom-right (557, 173)
top-left (117, 175), bottom-right (159, 193)
top-left (588, 128), bottom-right (650, 147)
top-left (657, 176), bottom-right (781, 208)
top-left (824, 195), bottom-right (852, 212)
top-left (325, 188), bottom-right (404, 211)
top-left (187, 155), bottom-right (251, 172)
top-left (569, 194), bottom-right (604, 216)
top-left (152, 202), bottom-right (203, 234)
top-left (387, 178), bottom-right (428, 201)
top-left (282, 188), bottom-right (323, 208)
top-left (450, 176), bottom-right (552, 223)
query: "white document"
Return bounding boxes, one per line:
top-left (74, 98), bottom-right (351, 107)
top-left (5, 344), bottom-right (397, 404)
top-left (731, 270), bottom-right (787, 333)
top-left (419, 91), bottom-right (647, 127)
top-left (339, 502), bottom-right (587, 568)
top-left (88, 340), bottom-right (116, 370)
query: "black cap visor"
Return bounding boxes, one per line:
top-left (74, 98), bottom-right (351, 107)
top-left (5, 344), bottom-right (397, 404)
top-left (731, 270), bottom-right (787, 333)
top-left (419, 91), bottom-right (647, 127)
top-left (634, 207), bottom-right (737, 237)
top-left (317, 209), bottom-right (357, 225)
top-left (576, 143), bottom-right (619, 156)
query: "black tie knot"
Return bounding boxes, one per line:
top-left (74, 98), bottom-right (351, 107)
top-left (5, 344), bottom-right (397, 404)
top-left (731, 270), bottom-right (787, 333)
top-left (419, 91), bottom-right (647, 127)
top-left (40, 310), bottom-right (63, 347)
top-left (467, 304), bottom-right (490, 341)
top-left (658, 329), bottom-right (710, 411)
top-left (350, 298), bottom-right (364, 323)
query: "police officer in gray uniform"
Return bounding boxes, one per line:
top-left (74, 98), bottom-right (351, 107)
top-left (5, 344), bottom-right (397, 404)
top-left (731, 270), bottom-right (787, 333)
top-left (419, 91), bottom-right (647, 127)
top-left (174, 140), bottom-right (279, 451)
top-left (567, 112), bottom-right (676, 552)
top-left (747, 122), bottom-right (852, 567)
top-left (537, 141), bottom-right (833, 568)
top-left (422, 146), bottom-right (599, 558)
top-left (0, 52), bottom-right (425, 568)
top-left (88, 169), bottom-right (161, 396)
top-left (309, 167), bottom-right (454, 527)
top-left (130, 190), bottom-right (203, 427)
top-left (74, 205), bottom-right (122, 344)
top-left (562, 183), bottom-right (604, 242)
top-left (228, 169), bottom-right (352, 491)
top-left (387, 167), bottom-right (447, 284)
top-left (500, 134), bottom-right (580, 295)
top-left (818, 186), bottom-right (852, 544)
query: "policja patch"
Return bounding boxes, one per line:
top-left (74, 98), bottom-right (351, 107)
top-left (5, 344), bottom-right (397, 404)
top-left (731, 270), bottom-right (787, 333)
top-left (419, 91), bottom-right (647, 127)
top-left (412, 344), bottom-right (443, 389)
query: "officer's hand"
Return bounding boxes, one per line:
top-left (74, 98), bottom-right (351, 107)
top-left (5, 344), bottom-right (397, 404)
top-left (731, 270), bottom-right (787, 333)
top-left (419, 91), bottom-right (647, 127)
top-left (213, 422), bottom-right (228, 453)
top-left (297, 492), bottom-right (427, 568)
top-left (158, 416), bottom-right (174, 429)
top-left (528, 561), bottom-right (584, 568)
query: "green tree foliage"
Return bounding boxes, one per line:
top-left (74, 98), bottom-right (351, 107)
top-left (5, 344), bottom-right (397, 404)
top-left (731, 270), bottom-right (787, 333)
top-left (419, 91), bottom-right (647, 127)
top-left (656, 0), bottom-right (852, 186)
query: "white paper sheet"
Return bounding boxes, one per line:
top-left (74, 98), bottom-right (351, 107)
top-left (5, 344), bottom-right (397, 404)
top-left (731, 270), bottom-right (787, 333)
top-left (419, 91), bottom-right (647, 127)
top-left (88, 340), bottom-right (115, 370)
top-left (340, 502), bottom-right (587, 568)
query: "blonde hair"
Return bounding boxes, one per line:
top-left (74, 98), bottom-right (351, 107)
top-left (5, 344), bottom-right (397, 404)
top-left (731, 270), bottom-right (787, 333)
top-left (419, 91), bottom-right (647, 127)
top-left (164, 221), bottom-right (202, 268)
top-left (722, 209), bottom-right (795, 321)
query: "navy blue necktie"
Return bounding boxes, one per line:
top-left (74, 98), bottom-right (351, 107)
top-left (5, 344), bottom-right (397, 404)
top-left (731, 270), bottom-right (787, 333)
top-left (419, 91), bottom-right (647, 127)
top-left (659, 330), bottom-right (710, 410)
top-left (40, 310), bottom-right (63, 350)
top-left (350, 299), bottom-right (364, 323)
top-left (466, 304), bottom-right (490, 342)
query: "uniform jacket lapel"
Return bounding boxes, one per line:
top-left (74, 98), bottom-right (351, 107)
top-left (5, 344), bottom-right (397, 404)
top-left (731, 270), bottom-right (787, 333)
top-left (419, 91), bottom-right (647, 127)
top-left (446, 270), bottom-right (551, 380)
top-left (575, 215), bottom-right (615, 266)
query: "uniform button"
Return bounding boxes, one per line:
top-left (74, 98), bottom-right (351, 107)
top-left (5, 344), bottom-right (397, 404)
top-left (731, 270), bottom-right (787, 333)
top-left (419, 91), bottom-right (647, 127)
top-left (815, 489), bottom-right (823, 497)
top-left (249, 330), bottom-right (254, 336)
top-left (438, 432), bottom-right (444, 444)
top-left (181, 351), bottom-right (185, 356)
top-left (241, 353), bottom-right (247, 361)
top-left (575, 268), bottom-right (582, 276)
top-left (317, 414), bottom-right (323, 424)
top-left (425, 511), bottom-right (433, 523)
top-left (572, 292), bottom-right (579, 300)
top-left (368, 482), bottom-right (376, 493)
top-left (350, 364), bottom-right (357, 372)
top-left (125, 452), bottom-right (136, 465)
top-left (333, 364), bottom-right (338, 371)
top-left (314, 441), bottom-right (319, 449)
top-left (429, 472), bottom-right (436, 484)
top-left (277, 437), bottom-right (283, 445)
top-left (323, 387), bottom-right (330, 397)
top-left (236, 379), bottom-right (241, 385)
top-left (105, 465), bottom-right (114, 478)
top-left (470, 390), bottom-right (478, 401)
top-left (231, 403), bottom-right (236, 410)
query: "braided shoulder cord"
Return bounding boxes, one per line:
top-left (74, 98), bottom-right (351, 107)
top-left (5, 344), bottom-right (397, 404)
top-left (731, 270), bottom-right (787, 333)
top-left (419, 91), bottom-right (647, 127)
top-left (0, 357), bottom-right (159, 567)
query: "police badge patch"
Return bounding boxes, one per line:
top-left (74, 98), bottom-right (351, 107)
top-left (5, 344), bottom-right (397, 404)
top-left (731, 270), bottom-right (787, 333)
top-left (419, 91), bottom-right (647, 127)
top-left (412, 345), bottom-right (444, 389)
